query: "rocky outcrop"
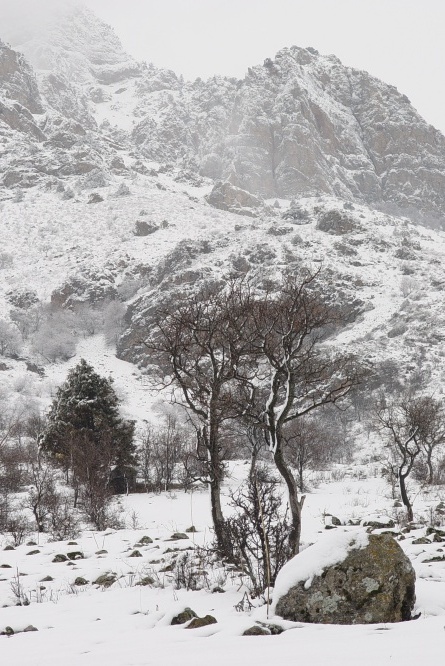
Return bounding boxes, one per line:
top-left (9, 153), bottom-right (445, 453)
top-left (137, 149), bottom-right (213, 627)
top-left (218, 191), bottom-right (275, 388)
top-left (132, 46), bottom-right (445, 220)
top-left (206, 181), bottom-right (264, 216)
top-left (0, 40), bottom-right (43, 113)
top-left (273, 532), bottom-right (416, 624)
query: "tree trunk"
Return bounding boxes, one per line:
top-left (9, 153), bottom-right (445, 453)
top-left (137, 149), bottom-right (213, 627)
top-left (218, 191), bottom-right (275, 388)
top-left (426, 453), bottom-right (434, 485)
top-left (209, 475), bottom-right (230, 557)
top-left (399, 471), bottom-right (413, 522)
top-left (273, 442), bottom-right (304, 555)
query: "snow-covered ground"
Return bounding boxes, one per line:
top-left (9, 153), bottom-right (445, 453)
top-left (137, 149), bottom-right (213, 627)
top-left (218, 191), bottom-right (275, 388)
top-left (1, 463), bottom-right (445, 666)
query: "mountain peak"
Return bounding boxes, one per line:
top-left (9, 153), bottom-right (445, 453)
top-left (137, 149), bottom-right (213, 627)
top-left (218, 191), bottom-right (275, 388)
top-left (0, 2), bottom-right (139, 85)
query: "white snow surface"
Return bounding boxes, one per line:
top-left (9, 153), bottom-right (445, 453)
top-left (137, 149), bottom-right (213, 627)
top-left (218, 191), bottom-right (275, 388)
top-left (271, 527), bottom-right (369, 612)
top-left (1, 473), bottom-right (445, 666)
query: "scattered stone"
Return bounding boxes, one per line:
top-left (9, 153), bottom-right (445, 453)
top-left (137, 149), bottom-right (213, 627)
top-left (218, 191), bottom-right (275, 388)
top-left (67, 551), bottom-right (84, 560)
top-left (134, 220), bottom-right (158, 236)
top-left (426, 527), bottom-right (445, 539)
top-left (23, 625), bottom-right (38, 632)
top-left (74, 577), bottom-right (88, 586)
top-left (26, 541), bottom-right (37, 547)
top-left (412, 537), bottom-right (431, 545)
top-left (26, 550), bottom-right (40, 556)
top-left (274, 532), bottom-right (415, 624)
top-left (94, 573), bottom-right (117, 588)
top-left (95, 550), bottom-right (108, 555)
top-left (243, 625), bottom-right (270, 636)
top-left (129, 550), bottom-right (143, 558)
top-left (171, 608), bottom-right (197, 625)
top-left (3, 546), bottom-right (14, 551)
top-left (185, 526), bottom-right (197, 533)
top-left (169, 533), bottom-right (188, 541)
top-left (363, 518), bottom-right (395, 530)
top-left (67, 542), bottom-right (78, 546)
top-left (212, 586), bottom-right (225, 593)
top-left (261, 623), bottom-right (285, 635)
top-left (138, 536), bottom-right (153, 545)
top-left (159, 564), bottom-right (174, 573)
top-left (331, 516), bottom-right (342, 526)
top-left (87, 192), bottom-right (104, 204)
top-left (52, 554), bottom-right (68, 563)
top-left (0, 564), bottom-right (12, 569)
top-left (2, 626), bottom-right (14, 636)
top-left (40, 575), bottom-right (53, 582)
top-left (186, 615), bottom-right (217, 629)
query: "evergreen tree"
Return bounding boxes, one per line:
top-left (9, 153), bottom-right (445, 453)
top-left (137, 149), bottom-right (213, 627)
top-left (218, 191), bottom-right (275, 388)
top-left (40, 359), bottom-right (136, 485)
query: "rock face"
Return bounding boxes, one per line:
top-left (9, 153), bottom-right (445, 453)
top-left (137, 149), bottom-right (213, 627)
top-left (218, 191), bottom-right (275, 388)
top-left (274, 533), bottom-right (415, 624)
top-left (132, 46), bottom-right (445, 220)
top-left (3, 6), bottom-right (445, 220)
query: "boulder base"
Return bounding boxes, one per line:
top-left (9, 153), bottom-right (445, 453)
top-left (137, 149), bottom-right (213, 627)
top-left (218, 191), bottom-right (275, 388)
top-left (275, 534), bottom-right (415, 624)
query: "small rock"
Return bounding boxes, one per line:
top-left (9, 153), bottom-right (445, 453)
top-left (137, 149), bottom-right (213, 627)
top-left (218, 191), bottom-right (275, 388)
top-left (23, 625), bottom-right (38, 632)
top-left (26, 541), bottom-right (37, 547)
top-left (95, 550), bottom-right (108, 555)
top-left (74, 577), bottom-right (88, 586)
top-left (0, 564), bottom-right (12, 569)
top-left (138, 536), bottom-right (153, 545)
top-left (171, 608), bottom-right (197, 625)
top-left (87, 192), bottom-right (104, 204)
top-left (185, 526), bottom-right (197, 533)
top-left (169, 533), bottom-right (188, 540)
top-left (94, 573), bottom-right (117, 588)
top-left (129, 550), bottom-right (142, 558)
top-left (243, 625), bottom-right (270, 636)
top-left (412, 537), bottom-right (431, 545)
top-left (26, 550), bottom-right (40, 556)
top-left (186, 615), bottom-right (217, 629)
top-left (52, 554), bottom-right (68, 563)
top-left (67, 551), bottom-right (84, 561)
top-left (3, 546), bottom-right (14, 551)
top-left (40, 575), bottom-right (53, 582)
top-left (2, 626), bottom-right (14, 636)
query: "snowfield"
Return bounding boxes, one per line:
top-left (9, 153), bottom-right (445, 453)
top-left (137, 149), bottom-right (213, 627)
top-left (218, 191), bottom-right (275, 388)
top-left (1, 466), bottom-right (445, 666)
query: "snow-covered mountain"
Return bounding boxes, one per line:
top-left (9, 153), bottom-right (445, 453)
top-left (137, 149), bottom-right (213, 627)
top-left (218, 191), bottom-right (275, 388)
top-left (3, 3), bottom-right (445, 220)
top-left (1, 1), bottom-right (445, 419)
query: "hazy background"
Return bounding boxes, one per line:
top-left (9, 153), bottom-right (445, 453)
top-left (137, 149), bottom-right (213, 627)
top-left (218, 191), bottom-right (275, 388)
top-left (0, 0), bottom-right (444, 134)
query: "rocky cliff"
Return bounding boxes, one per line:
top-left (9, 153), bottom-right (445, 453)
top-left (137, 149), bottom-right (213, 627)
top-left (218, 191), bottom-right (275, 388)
top-left (2, 4), bottom-right (445, 223)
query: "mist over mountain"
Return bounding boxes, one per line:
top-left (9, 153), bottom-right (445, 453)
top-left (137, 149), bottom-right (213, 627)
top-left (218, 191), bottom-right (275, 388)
top-left (1, 2), bottom-right (445, 224)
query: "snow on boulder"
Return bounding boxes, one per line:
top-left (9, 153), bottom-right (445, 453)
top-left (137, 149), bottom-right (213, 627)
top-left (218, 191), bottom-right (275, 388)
top-left (272, 529), bottom-right (415, 625)
top-left (205, 181), bottom-right (264, 217)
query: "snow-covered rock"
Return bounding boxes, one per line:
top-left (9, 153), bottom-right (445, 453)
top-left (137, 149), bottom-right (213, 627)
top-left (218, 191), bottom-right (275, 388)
top-left (272, 530), bottom-right (416, 624)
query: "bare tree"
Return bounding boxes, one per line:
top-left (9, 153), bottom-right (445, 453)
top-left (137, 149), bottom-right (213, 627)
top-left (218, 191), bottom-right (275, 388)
top-left (144, 280), bottom-right (256, 557)
top-left (24, 443), bottom-right (58, 532)
top-left (248, 273), bottom-right (360, 555)
top-left (376, 397), bottom-right (424, 522)
top-left (413, 396), bottom-right (445, 484)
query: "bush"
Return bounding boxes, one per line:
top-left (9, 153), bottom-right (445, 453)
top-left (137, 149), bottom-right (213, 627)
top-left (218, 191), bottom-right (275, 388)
top-left (225, 465), bottom-right (292, 597)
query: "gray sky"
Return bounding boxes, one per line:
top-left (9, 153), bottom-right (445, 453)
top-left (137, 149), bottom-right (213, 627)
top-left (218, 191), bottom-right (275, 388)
top-left (82, 0), bottom-right (445, 134)
top-left (1, 0), bottom-right (444, 134)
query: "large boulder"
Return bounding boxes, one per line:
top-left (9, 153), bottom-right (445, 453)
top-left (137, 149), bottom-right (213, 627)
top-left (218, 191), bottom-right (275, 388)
top-left (205, 181), bottom-right (263, 217)
top-left (272, 530), bottom-right (415, 625)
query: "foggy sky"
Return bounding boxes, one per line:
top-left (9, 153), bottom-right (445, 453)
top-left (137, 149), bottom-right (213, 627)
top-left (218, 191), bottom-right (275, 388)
top-left (1, 0), bottom-right (444, 134)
